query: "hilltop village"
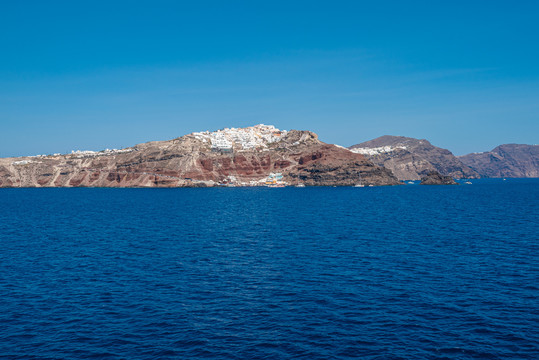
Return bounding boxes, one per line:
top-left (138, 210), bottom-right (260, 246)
top-left (2, 124), bottom-right (536, 188)
top-left (190, 124), bottom-right (288, 153)
top-left (349, 145), bottom-right (408, 156)
top-left (189, 125), bottom-right (290, 186)
top-left (2, 125), bottom-right (319, 188)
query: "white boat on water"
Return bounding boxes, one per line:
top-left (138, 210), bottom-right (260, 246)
top-left (296, 183), bottom-right (305, 188)
top-left (407, 181), bottom-right (414, 184)
top-left (354, 184), bottom-right (365, 187)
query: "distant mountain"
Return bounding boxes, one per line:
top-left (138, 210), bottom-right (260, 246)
top-left (349, 135), bottom-right (479, 180)
top-left (459, 144), bottom-right (539, 178)
top-left (0, 125), bottom-right (399, 188)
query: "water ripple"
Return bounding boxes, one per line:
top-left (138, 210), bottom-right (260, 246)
top-left (0, 180), bottom-right (538, 359)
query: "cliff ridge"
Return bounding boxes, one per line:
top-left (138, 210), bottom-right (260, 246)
top-left (0, 125), bottom-right (399, 188)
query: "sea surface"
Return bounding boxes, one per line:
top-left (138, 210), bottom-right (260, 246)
top-left (0, 179), bottom-right (538, 359)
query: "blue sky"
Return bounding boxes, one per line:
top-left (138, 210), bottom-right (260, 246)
top-left (1, 1), bottom-right (538, 157)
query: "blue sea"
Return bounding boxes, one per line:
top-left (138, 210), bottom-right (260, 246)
top-left (1, 179), bottom-right (538, 359)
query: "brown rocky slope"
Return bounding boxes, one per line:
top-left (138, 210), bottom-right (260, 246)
top-left (349, 135), bottom-right (479, 180)
top-left (0, 125), bottom-right (399, 188)
top-left (420, 171), bottom-right (458, 185)
top-left (459, 144), bottom-right (539, 178)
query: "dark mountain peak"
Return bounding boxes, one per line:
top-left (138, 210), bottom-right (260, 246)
top-left (348, 135), bottom-right (478, 180)
top-left (460, 144), bottom-right (539, 178)
top-left (492, 143), bottom-right (539, 154)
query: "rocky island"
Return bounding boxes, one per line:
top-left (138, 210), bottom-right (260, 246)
top-left (419, 171), bottom-right (458, 185)
top-left (0, 125), bottom-right (399, 188)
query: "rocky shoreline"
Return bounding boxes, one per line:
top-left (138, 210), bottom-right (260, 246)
top-left (419, 171), bottom-right (458, 185)
top-left (0, 125), bottom-right (399, 188)
top-left (1, 125), bottom-right (537, 188)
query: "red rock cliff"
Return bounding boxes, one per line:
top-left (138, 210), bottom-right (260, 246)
top-left (0, 126), bottom-right (399, 187)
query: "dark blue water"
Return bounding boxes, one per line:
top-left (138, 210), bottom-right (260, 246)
top-left (1, 179), bottom-right (538, 359)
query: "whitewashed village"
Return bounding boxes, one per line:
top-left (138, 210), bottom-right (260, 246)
top-left (191, 124), bottom-right (287, 152)
top-left (349, 145), bottom-right (408, 156)
top-left (10, 124), bottom-right (294, 188)
top-left (191, 124), bottom-right (290, 187)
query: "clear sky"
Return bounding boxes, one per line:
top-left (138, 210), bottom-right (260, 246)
top-left (1, 1), bottom-right (538, 157)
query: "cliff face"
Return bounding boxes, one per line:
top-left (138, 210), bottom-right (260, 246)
top-left (349, 135), bottom-right (479, 180)
top-left (459, 144), bottom-right (539, 178)
top-left (0, 125), bottom-right (399, 188)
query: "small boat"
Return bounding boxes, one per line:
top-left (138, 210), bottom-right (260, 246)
top-left (407, 181), bottom-right (414, 184)
top-left (354, 184), bottom-right (365, 187)
top-left (296, 183), bottom-right (305, 188)
top-left (464, 181), bottom-right (472, 184)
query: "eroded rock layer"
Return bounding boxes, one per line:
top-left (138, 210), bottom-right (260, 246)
top-left (420, 171), bottom-right (458, 185)
top-left (349, 135), bottom-right (479, 180)
top-left (0, 125), bottom-right (399, 188)
top-left (459, 144), bottom-right (539, 178)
